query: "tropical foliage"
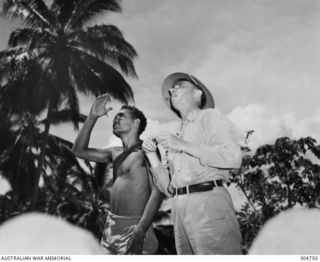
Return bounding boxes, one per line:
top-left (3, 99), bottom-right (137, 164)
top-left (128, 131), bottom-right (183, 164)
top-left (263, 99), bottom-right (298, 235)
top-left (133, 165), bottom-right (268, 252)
top-left (230, 134), bottom-right (320, 253)
top-left (0, 112), bottom-right (112, 242)
top-left (0, 0), bottom-right (137, 209)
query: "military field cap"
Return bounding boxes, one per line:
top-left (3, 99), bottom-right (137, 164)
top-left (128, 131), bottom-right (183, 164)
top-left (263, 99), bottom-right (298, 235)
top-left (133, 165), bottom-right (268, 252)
top-left (162, 72), bottom-right (215, 110)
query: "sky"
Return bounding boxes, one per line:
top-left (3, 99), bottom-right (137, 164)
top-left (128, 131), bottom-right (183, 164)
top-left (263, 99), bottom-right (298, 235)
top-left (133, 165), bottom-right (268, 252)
top-left (0, 0), bottom-right (320, 207)
top-left (0, 0), bottom-right (320, 151)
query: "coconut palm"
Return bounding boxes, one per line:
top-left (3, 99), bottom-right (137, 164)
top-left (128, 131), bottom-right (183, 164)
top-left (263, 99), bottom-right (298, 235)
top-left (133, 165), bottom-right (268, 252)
top-left (0, 112), bottom-right (85, 209)
top-left (0, 0), bottom-right (138, 209)
top-left (0, 114), bottom-right (38, 204)
top-left (53, 161), bottom-right (112, 240)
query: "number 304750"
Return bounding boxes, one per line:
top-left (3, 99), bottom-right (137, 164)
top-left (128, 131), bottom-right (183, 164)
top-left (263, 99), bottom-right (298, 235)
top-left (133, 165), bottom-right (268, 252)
top-left (301, 256), bottom-right (318, 261)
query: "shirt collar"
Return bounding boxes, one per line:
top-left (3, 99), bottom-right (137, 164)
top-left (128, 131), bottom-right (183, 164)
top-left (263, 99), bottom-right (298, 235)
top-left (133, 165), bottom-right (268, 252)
top-left (183, 109), bottom-right (201, 123)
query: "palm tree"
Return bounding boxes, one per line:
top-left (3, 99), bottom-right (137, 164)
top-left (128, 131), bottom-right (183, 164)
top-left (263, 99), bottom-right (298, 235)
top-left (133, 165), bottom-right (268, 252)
top-left (53, 161), bottom-right (113, 240)
top-left (0, 112), bottom-right (85, 210)
top-left (0, 0), bottom-right (138, 210)
top-left (0, 114), bottom-right (38, 204)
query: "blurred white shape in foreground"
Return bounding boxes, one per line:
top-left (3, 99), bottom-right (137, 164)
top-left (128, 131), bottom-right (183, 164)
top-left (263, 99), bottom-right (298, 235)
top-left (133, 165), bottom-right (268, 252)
top-left (249, 208), bottom-right (320, 255)
top-left (0, 213), bottom-right (105, 254)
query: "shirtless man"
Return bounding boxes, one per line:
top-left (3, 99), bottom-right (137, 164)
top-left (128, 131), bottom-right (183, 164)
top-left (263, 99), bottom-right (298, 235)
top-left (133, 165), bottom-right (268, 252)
top-left (72, 94), bottom-right (164, 255)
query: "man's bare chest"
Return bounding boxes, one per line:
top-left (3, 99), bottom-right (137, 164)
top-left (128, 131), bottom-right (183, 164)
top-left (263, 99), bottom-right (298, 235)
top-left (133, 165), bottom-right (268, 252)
top-left (112, 149), bottom-right (146, 179)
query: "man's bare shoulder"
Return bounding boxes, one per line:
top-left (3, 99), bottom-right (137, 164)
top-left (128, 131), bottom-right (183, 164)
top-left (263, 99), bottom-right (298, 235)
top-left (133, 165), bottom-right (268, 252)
top-left (124, 149), bottom-right (147, 166)
top-left (103, 146), bottom-right (123, 159)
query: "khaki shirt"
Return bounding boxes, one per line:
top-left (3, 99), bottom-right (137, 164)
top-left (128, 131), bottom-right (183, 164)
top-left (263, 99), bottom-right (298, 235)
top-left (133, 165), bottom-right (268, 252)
top-left (152, 108), bottom-right (242, 195)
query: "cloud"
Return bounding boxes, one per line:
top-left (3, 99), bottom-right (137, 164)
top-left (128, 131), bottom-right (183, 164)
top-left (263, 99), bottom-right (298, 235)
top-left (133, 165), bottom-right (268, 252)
top-left (107, 118), bottom-right (178, 146)
top-left (106, 103), bottom-right (320, 154)
top-left (228, 104), bottom-right (320, 150)
top-left (106, 0), bottom-right (320, 123)
top-left (107, 135), bottom-right (122, 147)
top-left (18, 0), bottom-right (320, 155)
top-left (141, 119), bottom-right (178, 139)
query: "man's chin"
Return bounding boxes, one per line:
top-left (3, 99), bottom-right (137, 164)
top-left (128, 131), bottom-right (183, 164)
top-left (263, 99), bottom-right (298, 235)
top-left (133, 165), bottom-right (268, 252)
top-left (170, 100), bottom-right (180, 111)
top-left (170, 96), bottom-right (181, 106)
top-left (112, 130), bottom-right (121, 138)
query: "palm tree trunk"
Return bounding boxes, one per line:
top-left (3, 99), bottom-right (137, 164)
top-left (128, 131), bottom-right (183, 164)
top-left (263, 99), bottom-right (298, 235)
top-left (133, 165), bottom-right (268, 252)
top-left (10, 158), bottom-right (22, 213)
top-left (30, 100), bottom-right (53, 211)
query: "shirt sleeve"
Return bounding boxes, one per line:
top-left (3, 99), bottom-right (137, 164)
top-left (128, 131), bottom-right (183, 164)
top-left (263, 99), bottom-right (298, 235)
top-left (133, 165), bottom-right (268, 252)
top-left (150, 165), bottom-right (172, 197)
top-left (198, 109), bottom-right (242, 169)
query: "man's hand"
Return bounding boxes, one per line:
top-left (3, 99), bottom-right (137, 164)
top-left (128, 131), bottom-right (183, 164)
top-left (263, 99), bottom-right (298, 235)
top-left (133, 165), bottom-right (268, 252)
top-left (89, 93), bottom-right (113, 118)
top-left (125, 226), bottom-right (145, 255)
top-left (157, 132), bottom-right (187, 152)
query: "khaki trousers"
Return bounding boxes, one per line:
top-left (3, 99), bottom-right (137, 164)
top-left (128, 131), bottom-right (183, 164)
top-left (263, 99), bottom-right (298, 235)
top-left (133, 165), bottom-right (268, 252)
top-left (171, 187), bottom-right (242, 254)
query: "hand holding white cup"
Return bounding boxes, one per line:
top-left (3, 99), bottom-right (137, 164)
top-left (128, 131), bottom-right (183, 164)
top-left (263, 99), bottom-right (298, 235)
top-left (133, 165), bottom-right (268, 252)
top-left (157, 131), bottom-right (185, 152)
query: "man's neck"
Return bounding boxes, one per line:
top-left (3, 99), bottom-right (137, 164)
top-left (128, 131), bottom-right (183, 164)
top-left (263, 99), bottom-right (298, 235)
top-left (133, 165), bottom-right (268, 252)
top-left (177, 104), bottom-right (200, 121)
top-left (121, 134), bottom-right (141, 150)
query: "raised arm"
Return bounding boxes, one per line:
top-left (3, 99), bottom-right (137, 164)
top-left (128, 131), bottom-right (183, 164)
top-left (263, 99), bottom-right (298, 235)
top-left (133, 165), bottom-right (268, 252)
top-left (71, 94), bottom-right (113, 163)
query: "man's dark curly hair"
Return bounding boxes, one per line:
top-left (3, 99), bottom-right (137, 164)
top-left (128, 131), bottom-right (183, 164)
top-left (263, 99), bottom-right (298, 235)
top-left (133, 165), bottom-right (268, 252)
top-left (121, 105), bottom-right (147, 135)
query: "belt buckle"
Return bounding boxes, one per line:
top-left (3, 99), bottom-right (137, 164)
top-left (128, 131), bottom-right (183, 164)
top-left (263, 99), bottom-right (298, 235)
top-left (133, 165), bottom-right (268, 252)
top-left (186, 185), bottom-right (190, 195)
top-left (212, 180), bottom-right (217, 187)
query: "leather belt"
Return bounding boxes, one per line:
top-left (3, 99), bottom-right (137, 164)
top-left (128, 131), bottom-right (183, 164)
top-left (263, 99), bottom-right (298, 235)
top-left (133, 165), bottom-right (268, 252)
top-left (173, 180), bottom-right (223, 196)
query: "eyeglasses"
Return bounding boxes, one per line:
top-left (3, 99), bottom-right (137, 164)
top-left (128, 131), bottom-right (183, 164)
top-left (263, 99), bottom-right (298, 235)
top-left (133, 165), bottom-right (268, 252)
top-left (170, 82), bottom-right (187, 92)
top-left (169, 76), bottom-right (200, 93)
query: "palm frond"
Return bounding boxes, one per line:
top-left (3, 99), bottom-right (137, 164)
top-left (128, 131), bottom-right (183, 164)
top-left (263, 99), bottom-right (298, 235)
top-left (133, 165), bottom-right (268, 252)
top-left (8, 29), bottom-right (33, 47)
top-left (46, 135), bottom-right (91, 181)
top-left (69, 49), bottom-right (134, 103)
top-left (51, 0), bottom-right (78, 30)
top-left (67, 24), bottom-right (137, 77)
top-left (0, 54), bottom-right (29, 83)
top-left (40, 109), bottom-right (86, 128)
top-left (2, 0), bottom-right (53, 29)
top-left (0, 62), bottom-right (50, 115)
top-left (8, 27), bottom-right (56, 49)
top-left (63, 82), bottom-right (84, 130)
top-left (65, 0), bottom-right (122, 30)
top-left (0, 114), bottom-right (41, 199)
top-left (46, 134), bottom-right (77, 163)
top-left (0, 46), bottom-right (49, 83)
top-left (0, 46), bottom-right (28, 62)
top-left (68, 24), bottom-right (137, 58)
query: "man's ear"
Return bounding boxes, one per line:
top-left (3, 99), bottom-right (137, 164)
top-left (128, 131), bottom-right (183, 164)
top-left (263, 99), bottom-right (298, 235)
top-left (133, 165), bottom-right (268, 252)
top-left (134, 118), bottom-right (141, 131)
top-left (194, 89), bottom-right (203, 99)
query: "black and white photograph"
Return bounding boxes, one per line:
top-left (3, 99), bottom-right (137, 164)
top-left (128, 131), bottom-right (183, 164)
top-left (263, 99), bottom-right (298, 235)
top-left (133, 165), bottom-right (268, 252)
top-left (0, 0), bottom-right (319, 259)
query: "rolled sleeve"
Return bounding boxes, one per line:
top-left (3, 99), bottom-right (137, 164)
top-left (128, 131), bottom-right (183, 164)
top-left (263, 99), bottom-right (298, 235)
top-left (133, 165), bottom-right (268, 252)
top-left (199, 142), bottom-right (242, 169)
top-left (199, 110), bottom-right (242, 169)
top-left (150, 165), bottom-right (172, 197)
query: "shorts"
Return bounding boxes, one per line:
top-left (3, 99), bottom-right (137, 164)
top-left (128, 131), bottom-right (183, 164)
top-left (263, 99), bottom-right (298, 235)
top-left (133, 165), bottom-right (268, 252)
top-left (101, 212), bottom-right (158, 255)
